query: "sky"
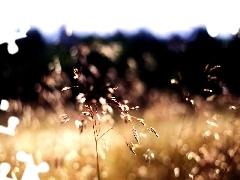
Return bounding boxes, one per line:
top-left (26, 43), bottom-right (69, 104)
top-left (0, 0), bottom-right (239, 54)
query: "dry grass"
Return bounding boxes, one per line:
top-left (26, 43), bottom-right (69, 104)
top-left (1, 92), bottom-right (240, 180)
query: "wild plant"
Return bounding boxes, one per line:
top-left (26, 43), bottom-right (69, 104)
top-left (60, 66), bottom-right (159, 179)
top-left (167, 64), bottom-right (239, 179)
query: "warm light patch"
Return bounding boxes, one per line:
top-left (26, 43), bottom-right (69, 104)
top-left (0, 116), bottom-right (19, 136)
top-left (16, 151), bottom-right (49, 180)
top-left (0, 162), bottom-right (12, 180)
top-left (0, 99), bottom-right (9, 111)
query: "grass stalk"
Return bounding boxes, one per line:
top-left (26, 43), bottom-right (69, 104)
top-left (167, 113), bottom-right (186, 179)
top-left (94, 133), bottom-right (101, 180)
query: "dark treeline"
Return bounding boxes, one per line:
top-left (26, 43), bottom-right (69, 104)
top-left (1, 27), bottom-right (240, 102)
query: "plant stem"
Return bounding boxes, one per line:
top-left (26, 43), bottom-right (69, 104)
top-left (97, 122), bottom-right (119, 141)
top-left (93, 121), bottom-right (122, 180)
top-left (94, 132), bottom-right (101, 180)
top-left (167, 113), bottom-right (186, 179)
top-left (220, 144), bottom-right (240, 180)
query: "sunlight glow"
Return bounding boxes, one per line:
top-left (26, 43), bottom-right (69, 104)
top-left (0, 99), bottom-right (9, 111)
top-left (0, 116), bottom-right (19, 136)
top-left (16, 151), bottom-right (49, 180)
top-left (0, 0), bottom-right (240, 54)
top-left (7, 42), bottom-right (19, 54)
top-left (0, 162), bottom-right (12, 180)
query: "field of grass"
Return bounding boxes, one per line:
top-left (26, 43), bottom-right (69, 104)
top-left (1, 91), bottom-right (240, 180)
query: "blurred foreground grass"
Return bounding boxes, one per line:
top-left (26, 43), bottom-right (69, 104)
top-left (1, 93), bottom-right (240, 180)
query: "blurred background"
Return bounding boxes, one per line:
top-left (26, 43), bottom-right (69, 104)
top-left (1, 0), bottom-right (240, 103)
top-left (1, 1), bottom-right (240, 180)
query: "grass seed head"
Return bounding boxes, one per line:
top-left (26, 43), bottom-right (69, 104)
top-left (60, 114), bottom-right (70, 123)
top-left (132, 124), bottom-right (140, 144)
top-left (147, 127), bottom-right (159, 138)
top-left (126, 142), bottom-right (136, 155)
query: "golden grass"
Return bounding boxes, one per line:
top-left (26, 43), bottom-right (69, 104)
top-left (0, 94), bottom-right (240, 180)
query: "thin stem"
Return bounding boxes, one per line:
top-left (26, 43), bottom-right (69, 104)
top-left (94, 120), bottom-right (123, 180)
top-left (167, 113), bottom-right (186, 179)
top-left (97, 122), bottom-right (120, 141)
top-left (220, 144), bottom-right (240, 180)
top-left (94, 130), bottom-right (101, 180)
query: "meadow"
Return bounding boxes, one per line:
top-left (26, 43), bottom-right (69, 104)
top-left (1, 89), bottom-right (240, 180)
top-left (1, 35), bottom-right (240, 180)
